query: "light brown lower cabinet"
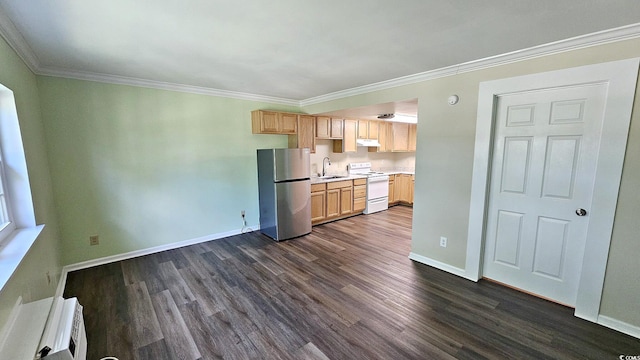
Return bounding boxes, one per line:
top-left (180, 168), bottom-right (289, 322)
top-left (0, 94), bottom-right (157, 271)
top-left (353, 179), bottom-right (366, 212)
top-left (326, 188), bottom-right (340, 218)
top-left (340, 187), bottom-right (353, 215)
top-left (311, 179), bottom-right (365, 225)
top-left (389, 174), bottom-right (414, 206)
top-left (311, 183), bottom-right (326, 222)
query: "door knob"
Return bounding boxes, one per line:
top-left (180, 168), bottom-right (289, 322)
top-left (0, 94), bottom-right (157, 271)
top-left (576, 208), bottom-right (587, 216)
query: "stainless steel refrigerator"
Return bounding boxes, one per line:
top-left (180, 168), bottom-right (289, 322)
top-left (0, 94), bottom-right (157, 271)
top-left (257, 148), bottom-right (311, 241)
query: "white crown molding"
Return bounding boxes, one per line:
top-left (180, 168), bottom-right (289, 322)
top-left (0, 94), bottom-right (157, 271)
top-left (0, 5), bottom-right (638, 108)
top-left (299, 23), bottom-right (640, 107)
top-left (0, 8), bottom-right (40, 73)
top-left (39, 66), bottom-right (300, 106)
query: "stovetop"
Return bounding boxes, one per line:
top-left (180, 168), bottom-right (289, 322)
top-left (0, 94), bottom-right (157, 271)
top-left (348, 163), bottom-right (389, 178)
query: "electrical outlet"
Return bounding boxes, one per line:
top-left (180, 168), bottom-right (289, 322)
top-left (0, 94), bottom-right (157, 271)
top-left (89, 235), bottom-right (99, 246)
top-left (440, 236), bottom-right (448, 248)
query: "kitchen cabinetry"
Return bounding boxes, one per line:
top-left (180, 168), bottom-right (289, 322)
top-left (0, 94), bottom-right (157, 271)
top-left (390, 174), bottom-right (414, 205)
top-left (353, 178), bottom-right (366, 212)
top-left (392, 123), bottom-right (410, 152)
top-left (251, 110), bottom-right (297, 134)
top-left (369, 122), bottom-right (416, 153)
top-left (288, 114), bottom-right (316, 153)
top-left (357, 120), bottom-right (380, 140)
top-left (333, 119), bottom-right (357, 153)
top-left (371, 121), bottom-right (393, 153)
top-left (316, 116), bottom-right (344, 139)
top-left (340, 186), bottom-right (353, 215)
top-left (311, 183), bottom-right (326, 222)
top-left (408, 123), bottom-right (417, 152)
top-left (312, 178), bottom-right (365, 225)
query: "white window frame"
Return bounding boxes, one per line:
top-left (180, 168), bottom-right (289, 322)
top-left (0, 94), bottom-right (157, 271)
top-left (0, 83), bottom-right (44, 292)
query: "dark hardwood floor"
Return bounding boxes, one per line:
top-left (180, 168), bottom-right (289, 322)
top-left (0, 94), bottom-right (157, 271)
top-left (64, 206), bottom-right (640, 359)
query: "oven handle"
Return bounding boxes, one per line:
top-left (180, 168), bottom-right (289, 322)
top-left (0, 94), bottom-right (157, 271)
top-left (367, 176), bottom-right (390, 183)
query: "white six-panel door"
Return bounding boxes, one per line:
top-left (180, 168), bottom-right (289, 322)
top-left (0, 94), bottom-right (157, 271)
top-left (483, 84), bottom-right (607, 306)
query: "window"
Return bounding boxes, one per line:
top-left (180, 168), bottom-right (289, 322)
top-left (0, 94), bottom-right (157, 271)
top-left (0, 144), bottom-right (15, 240)
top-left (0, 83), bottom-right (43, 291)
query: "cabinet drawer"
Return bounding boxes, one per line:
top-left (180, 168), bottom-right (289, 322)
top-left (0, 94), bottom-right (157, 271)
top-left (354, 197), bottom-right (366, 212)
top-left (327, 180), bottom-right (352, 190)
top-left (311, 183), bottom-right (326, 192)
top-left (353, 185), bottom-right (366, 198)
top-left (353, 178), bottom-right (367, 186)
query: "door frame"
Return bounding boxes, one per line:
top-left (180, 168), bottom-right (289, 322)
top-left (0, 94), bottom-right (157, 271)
top-left (465, 58), bottom-right (639, 322)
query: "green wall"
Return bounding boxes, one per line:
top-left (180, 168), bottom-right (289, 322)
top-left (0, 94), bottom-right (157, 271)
top-left (303, 38), bottom-right (640, 328)
top-left (0, 39), bottom-right (62, 328)
top-left (37, 77), bottom-right (296, 265)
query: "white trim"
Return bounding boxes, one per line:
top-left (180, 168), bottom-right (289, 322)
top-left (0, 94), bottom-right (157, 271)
top-left (0, 225), bottom-right (45, 292)
top-left (466, 58), bottom-right (640, 322)
top-left (38, 67), bottom-right (300, 106)
top-left (55, 225), bottom-right (260, 296)
top-left (408, 252), bottom-right (474, 281)
top-left (300, 23), bottom-right (640, 106)
top-left (0, 10), bottom-right (40, 73)
top-left (0, 296), bottom-right (22, 350)
top-left (597, 315), bottom-right (640, 339)
top-left (0, 5), bottom-right (638, 107)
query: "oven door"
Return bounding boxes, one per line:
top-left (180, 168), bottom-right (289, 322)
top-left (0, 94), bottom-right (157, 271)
top-left (367, 175), bottom-right (390, 200)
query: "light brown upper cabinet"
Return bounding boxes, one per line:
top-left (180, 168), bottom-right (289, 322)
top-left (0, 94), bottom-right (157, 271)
top-left (288, 115), bottom-right (316, 153)
top-left (316, 116), bottom-right (344, 139)
top-left (331, 118), bottom-right (344, 138)
top-left (392, 122), bottom-right (410, 152)
top-left (333, 119), bottom-right (357, 153)
top-left (357, 119), bottom-right (368, 139)
top-left (408, 123), bottom-right (417, 152)
top-left (252, 110), bottom-right (297, 134)
top-left (357, 119), bottom-right (380, 140)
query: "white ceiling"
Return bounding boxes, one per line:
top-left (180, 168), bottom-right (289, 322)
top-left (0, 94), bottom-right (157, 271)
top-left (0, 1), bottom-right (639, 102)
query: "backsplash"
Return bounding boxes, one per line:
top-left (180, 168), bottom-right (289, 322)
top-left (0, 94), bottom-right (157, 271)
top-left (310, 139), bottom-right (415, 176)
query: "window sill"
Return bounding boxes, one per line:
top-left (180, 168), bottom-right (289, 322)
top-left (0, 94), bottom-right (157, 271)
top-left (0, 225), bottom-right (45, 293)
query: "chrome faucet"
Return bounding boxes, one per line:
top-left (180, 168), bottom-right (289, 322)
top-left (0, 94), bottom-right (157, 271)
top-left (322, 157), bottom-right (331, 176)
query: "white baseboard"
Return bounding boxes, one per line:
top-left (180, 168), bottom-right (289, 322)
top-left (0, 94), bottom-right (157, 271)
top-left (598, 315), bottom-right (640, 339)
top-left (55, 225), bottom-right (259, 297)
top-left (408, 252), bottom-right (475, 281)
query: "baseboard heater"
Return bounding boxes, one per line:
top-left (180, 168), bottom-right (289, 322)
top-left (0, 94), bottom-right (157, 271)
top-left (36, 297), bottom-right (87, 360)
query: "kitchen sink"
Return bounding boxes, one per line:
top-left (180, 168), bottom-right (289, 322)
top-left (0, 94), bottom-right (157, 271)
top-left (318, 175), bottom-right (348, 179)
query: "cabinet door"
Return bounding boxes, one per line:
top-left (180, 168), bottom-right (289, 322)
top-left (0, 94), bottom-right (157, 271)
top-left (340, 187), bottom-right (353, 215)
top-left (326, 189), bottom-right (340, 218)
top-left (392, 123), bottom-right (410, 152)
top-left (343, 119), bottom-right (357, 152)
top-left (280, 113), bottom-right (298, 134)
top-left (388, 177), bottom-right (395, 203)
top-left (357, 119), bottom-right (368, 139)
top-left (311, 190), bottom-right (326, 222)
top-left (296, 115), bottom-right (315, 152)
top-left (330, 118), bottom-right (343, 138)
top-left (394, 175), bottom-right (403, 202)
top-left (354, 197), bottom-right (366, 212)
top-left (410, 175), bottom-right (415, 204)
top-left (408, 123), bottom-right (417, 152)
top-left (316, 116), bottom-right (331, 139)
top-left (368, 120), bottom-right (380, 140)
top-left (252, 110), bottom-right (280, 133)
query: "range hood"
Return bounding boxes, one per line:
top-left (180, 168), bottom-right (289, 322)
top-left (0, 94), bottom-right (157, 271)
top-left (356, 139), bottom-right (381, 147)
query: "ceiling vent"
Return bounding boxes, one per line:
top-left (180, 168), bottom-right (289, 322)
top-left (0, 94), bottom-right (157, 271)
top-left (377, 113), bottom-right (395, 119)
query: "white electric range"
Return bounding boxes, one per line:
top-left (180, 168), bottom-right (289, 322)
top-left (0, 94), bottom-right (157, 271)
top-left (348, 162), bottom-right (390, 214)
